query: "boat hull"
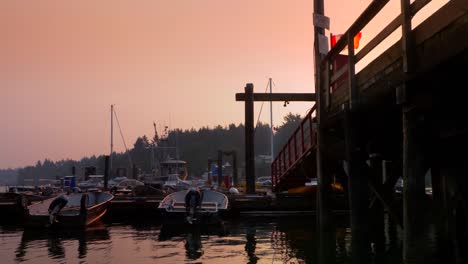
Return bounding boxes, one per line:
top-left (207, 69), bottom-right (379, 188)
top-left (24, 192), bottom-right (113, 228)
top-left (158, 189), bottom-right (229, 224)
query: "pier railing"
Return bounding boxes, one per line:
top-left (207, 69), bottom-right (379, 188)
top-left (322, 0), bottom-right (433, 110)
top-left (271, 0), bottom-right (437, 191)
top-left (271, 105), bottom-right (316, 191)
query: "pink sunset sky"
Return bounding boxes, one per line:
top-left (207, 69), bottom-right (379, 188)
top-left (0, 0), bottom-right (447, 169)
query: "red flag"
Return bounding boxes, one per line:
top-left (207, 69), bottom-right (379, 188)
top-left (330, 33), bottom-right (343, 48)
top-left (354, 32), bottom-right (362, 49)
top-left (331, 32), bottom-right (362, 49)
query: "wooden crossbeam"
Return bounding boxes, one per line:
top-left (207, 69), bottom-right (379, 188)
top-left (236, 93), bottom-right (316, 102)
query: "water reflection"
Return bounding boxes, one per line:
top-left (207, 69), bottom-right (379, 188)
top-left (159, 220), bottom-right (226, 261)
top-left (1, 214), bottom-right (465, 263)
top-left (15, 221), bottom-right (110, 262)
top-left (184, 228), bottom-right (203, 259)
top-left (245, 226), bottom-right (258, 263)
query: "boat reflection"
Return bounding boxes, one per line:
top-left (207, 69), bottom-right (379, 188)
top-left (159, 221), bottom-right (227, 261)
top-left (15, 221), bottom-right (110, 262)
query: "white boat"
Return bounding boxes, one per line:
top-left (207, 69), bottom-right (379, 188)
top-left (77, 175), bottom-right (104, 191)
top-left (158, 188), bottom-right (229, 224)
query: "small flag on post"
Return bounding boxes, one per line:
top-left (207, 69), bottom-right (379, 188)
top-left (331, 32), bottom-right (362, 49)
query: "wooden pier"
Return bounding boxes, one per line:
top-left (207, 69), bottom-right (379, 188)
top-left (236, 0), bottom-right (468, 263)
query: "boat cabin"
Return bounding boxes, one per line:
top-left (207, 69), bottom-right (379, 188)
top-left (160, 159), bottom-right (187, 180)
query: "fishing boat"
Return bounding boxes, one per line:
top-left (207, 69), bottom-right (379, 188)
top-left (24, 191), bottom-right (114, 228)
top-left (158, 187), bottom-right (229, 224)
top-left (0, 186), bottom-right (63, 219)
top-left (0, 192), bottom-right (29, 218)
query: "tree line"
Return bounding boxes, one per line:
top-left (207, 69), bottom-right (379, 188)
top-left (4, 113), bottom-right (303, 185)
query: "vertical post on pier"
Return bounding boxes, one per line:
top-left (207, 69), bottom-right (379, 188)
top-left (368, 141), bottom-right (385, 259)
top-left (233, 152), bottom-right (238, 187)
top-left (207, 158), bottom-right (213, 185)
top-left (313, 0), bottom-right (335, 262)
top-left (399, 0), bottom-right (430, 261)
top-left (218, 150), bottom-right (223, 188)
top-left (104, 155), bottom-right (109, 191)
top-left (344, 20), bottom-right (370, 264)
top-left (402, 108), bottom-right (428, 263)
top-left (344, 106), bottom-right (370, 264)
top-left (132, 164), bottom-right (138, 180)
top-left (245, 83), bottom-right (255, 194)
top-left (314, 0), bottom-right (332, 233)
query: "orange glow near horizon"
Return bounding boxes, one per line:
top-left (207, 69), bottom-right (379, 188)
top-left (0, 0), bottom-right (448, 169)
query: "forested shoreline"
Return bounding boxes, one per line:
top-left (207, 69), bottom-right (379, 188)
top-left (1, 113), bottom-right (303, 185)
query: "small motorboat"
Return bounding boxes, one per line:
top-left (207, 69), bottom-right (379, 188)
top-left (24, 191), bottom-right (114, 228)
top-left (158, 188), bottom-right (229, 224)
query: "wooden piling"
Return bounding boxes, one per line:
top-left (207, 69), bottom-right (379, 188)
top-left (245, 83), bottom-right (255, 194)
top-left (104, 155), bottom-right (110, 191)
top-left (318, 229), bottom-right (336, 264)
top-left (232, 152), bottom-right (238, 187)
top-left (313, 0), bottom-right (333, 232)
top-left (368, 144), bottom-right (385, 258)
top-left (402, 107), bottom-right (428, 263)
top-left (218, 150), bottom-right (223, 188)
top-left (344, 106), bottom-right (370, 264)
top-left (132, 164), bottom-right (138, 180)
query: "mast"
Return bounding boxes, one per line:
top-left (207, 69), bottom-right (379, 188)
top-left (175, 128), bottom-right (179, 176)
top-left (269, 78), bottom-right (274, 161)
top-left (110, 104), bottom-right (114, 178)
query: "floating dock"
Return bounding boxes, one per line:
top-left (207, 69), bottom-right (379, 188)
top-left (106, 191), bottom-right (349, 216)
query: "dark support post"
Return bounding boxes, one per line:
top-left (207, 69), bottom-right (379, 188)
top-left (104, 155), bottom-right (109, 191)
top-left (232, 152), bottom-right (238, 187)
top-left (430, 129), bottom-right (447, 225)
top-left (368, 144), bottom-right (385, 260)
top-left (245, 83), bottom-right (255, 194)
top-left (344, 107), bottom-right (370, 264)
top-left (218, 150), bottom-right (223, 188)
top-left (431, 156), bottom-right (454, 263)
top-left (313, 0), bottom-right (332, 234)
top-left (132, 164), bottom-right (138, 180)
top-left (399, 0), bottom-right (428, 261)
top-left (402, 108), bottom-right (428, 263)
top-left (318, 228), bottom-right (336, 264)
top-left (72, 166), bottom-right (76, 176)
top-left (207, 158), bottom-right (213, 185)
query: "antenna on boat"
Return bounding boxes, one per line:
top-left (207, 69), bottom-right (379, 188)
top-left (113, 106), bottom-right (133, 167)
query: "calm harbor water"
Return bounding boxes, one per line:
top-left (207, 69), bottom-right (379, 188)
top-left (0, 214), bottom-right (461, 264)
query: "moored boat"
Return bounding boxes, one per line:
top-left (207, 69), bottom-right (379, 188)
top-left (0, 192), bottom-right (29, 218)
top-left (158, 188), bottom-right (229, 224)
top-left (24, 191), bottom-right (114, 228)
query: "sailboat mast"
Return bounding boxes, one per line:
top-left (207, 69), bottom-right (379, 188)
top-left (269, 78), bottom-right (274, 161)
top-left (110, 104), bottom-right (114, 178)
